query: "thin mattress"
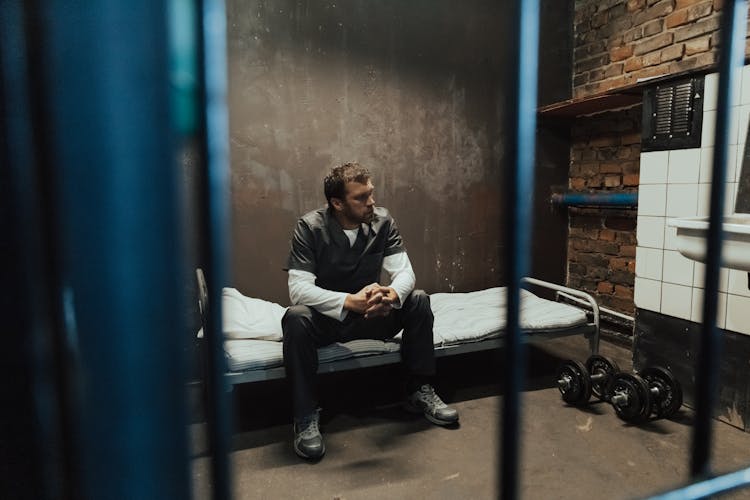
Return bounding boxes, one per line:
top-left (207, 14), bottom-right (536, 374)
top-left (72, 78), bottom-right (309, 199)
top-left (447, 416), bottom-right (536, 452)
top-left (224, 287), bottom-right (588, 373)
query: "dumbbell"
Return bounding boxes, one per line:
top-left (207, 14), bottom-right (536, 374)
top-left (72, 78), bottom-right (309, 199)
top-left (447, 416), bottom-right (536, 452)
top-left (556, 355), bottom-right (620, 406)
top-left (609, 366), bottom-right (683, 423)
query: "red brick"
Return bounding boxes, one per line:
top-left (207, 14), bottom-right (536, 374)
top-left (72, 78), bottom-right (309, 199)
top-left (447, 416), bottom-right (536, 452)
top-left (676, 0), bottom-right (708, 8)
top-left (633, 32), bottom-right (674, 56)
top-left (590, 136), bottom-right (620, 147)
top-left (643, 19), bottom-right (664, 37)
top-left (570, 178), bottom-right (587, 190)
top-left (604, 175), bottom-right (622, 187)
top-left (621, 132), bottom-right (642, 145)
top-left (666, 8), bottom-right (690, 28)
top-left (605, 63), bottom-right (624, 78)
top-left (614, 285), bottom-right (635, 299)
top-left (597, 281), bottom-right (614, 294)
top-left (600, 162), bottom-right (623, 174)
top-left (600, 229), bottom-right (617, 241)
top-left (611, 45), bottom-right (634, 62)
top-left (627, 0), bottom-right (646, 11)
top-left (623, 173), bottom-right (640, 186)
top-left (620, 245), bottom-right (637, 257)
top-left (686, 2), bottom-right (713, 21)
top-left (661, 43), bottom-right (686, 62)
top-left (643, 51), bottom-right (663, 67)
top-left (685, 35), bottom-right (711, 55)
top-left (624, 56), bottom-right (644, 72)
top-left (610, 257), bottom-right (632, 271)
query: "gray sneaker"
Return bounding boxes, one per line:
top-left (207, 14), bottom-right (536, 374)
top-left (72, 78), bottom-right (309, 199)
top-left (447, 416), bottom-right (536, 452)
top-left (293, 410), bottom-right (325, 459)
top-left (405, 384), bottom-right (459, 426)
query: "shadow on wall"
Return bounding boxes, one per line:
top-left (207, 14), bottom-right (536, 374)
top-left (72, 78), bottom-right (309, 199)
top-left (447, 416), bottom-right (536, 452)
top-left (225, 0), bottom-right (568, 304)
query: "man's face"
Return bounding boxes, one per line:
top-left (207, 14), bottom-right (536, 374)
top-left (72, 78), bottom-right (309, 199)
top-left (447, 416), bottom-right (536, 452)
top-left (335, 180), bottom-right (375, 227)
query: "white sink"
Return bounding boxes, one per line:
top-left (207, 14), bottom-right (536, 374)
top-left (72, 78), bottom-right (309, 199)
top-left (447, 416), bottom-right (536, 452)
top-left (669, 214), bottom-right (750, 271)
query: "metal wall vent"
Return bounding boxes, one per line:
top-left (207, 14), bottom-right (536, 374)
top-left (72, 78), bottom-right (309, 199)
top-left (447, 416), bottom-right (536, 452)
top-left (642, 76), bottom-right (704, 152)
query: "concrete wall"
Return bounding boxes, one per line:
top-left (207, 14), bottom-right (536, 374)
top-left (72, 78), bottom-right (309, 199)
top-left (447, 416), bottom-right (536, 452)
top-left (226, 0), bottom-right (572, 304)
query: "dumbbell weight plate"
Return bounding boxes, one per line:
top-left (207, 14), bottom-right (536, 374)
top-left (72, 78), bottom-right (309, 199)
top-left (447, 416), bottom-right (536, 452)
top-left (610, 372), bottom-right (651, 423)
top-left (557, 360), bottom-right (592, 406)
top-left (585, 355), bottom-right (620, 401)
top-left (640, 366), bottom-right (683, 419)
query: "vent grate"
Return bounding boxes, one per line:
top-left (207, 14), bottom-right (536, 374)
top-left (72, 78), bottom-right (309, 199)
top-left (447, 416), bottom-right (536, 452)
top-left (642, 77), bottom-right (704, 152)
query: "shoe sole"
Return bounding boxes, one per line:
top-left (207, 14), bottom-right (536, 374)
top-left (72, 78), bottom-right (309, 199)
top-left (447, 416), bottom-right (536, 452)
top-left (403, 402), bottom-right (459, 426)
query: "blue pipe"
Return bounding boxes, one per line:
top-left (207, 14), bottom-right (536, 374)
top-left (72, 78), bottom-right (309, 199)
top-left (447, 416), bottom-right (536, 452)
top-left (551, 192), bottom-right (638, 207)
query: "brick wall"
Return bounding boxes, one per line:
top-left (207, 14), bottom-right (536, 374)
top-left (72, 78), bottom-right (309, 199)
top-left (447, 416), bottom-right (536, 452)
top-left (567, 106), bottom-right (642, 313)
top-left (574, 0), bottom-right (749, 99)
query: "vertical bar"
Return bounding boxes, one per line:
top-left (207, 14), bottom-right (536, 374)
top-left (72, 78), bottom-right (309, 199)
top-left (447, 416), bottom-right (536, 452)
top-left (25, 1), bottom-right (192, 498)
top-left (197, 0), bottom-right (233, 497)
top-left (0, 2), bottom-right (68, 498)
top-left (690, 0), bottom-right (747, 479)
top-left (501, 1), bottom-right (540, 498)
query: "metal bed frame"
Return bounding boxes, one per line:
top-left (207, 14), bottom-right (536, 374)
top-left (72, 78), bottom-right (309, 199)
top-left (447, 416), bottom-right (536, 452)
top-left (196, 270), bottom-right (600, 386)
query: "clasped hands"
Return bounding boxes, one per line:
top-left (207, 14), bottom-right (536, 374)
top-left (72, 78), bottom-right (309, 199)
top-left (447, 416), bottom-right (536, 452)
top-left (346, 282), bottom-right (399, 319)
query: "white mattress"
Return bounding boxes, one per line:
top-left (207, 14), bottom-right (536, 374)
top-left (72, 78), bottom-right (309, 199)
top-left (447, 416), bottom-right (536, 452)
top-left (223, 287), bottom-right (589, 372)
top-left (431, 287), bottom-right (588, 346)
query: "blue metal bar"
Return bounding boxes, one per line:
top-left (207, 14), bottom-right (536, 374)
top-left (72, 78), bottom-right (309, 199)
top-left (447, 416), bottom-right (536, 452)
top-left (501, 1), bottom-right (540, 498)
top-left (197, 0), bottom-right (233, 497)
top-left (1, 2), bottom-right (69, 498)
top-left (550, 192), bottom-right (638, 207)
top-left (647, 466), bottom-right (750, 500)
top-left (691, 0), bottom-right (747, 480)
top-left (26, 1), bottom-right (192, 498)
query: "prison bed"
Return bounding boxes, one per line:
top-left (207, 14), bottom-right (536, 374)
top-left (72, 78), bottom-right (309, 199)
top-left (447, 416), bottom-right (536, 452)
top-left (195, 271), bottom-right (600, 386)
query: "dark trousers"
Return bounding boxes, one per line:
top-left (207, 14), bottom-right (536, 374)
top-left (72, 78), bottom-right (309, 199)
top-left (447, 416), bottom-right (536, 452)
top-left (281, 289), bottom-right (436, 419)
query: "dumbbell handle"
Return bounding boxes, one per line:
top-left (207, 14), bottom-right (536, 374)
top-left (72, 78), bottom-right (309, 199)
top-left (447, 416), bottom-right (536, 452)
top-left (611, 391), bottom-right (628, 406)
top-left (557, 375), bottom-right (572, 390)
top-left (558, 372), bottom-right (605, 389)
top-left (611, 385), bottom-right (662, 406)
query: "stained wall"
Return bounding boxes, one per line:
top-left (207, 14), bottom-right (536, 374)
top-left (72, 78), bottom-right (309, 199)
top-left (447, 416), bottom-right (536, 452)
top-left (226, 1), bottom-right (571, 303)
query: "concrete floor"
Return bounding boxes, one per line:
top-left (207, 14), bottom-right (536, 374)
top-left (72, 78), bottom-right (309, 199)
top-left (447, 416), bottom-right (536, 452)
top-left (191, 337), bottom-right (750, 499)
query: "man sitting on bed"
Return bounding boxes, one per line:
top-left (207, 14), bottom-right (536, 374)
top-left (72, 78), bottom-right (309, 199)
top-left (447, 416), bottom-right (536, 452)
top-left (282, 162), bottom-right (459, 460)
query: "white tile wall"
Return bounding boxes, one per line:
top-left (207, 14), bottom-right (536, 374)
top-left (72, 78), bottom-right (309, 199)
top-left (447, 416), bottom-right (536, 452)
top-left (634, 277), bottom-right (661, 312)
top-left (727, 269), bottom-right (750, 298)
top-left (636, 216), bottom-right (665, 248)
top-left (633, 65), bottom-right (750, 337)
top-left (738, 105), bottom-right (750, 147)
top-left (740, 65), bottom-right (750, 105)
top-left (704, 72), bottom-right (718, 111)
top-left (696, 182), bottom-right (738, 216)
top-left (693, 263), bottom-right (729, 292)
top-left (661, 283), bottom-right (693, 320)
top-left (691, 289), bottom-right (727, 328)
top-left (668, 148), bottom-right (701, 183)
top-left (663, 224), bottom-right (678, 251)
top-left (638, 184), bottom-right (667, 216)
top-left (666, 184), bottom-right (698, 217)
top-left (662, 250), bottom-right (694, 286)
top-left (702, 110), bottom-right (716, 147)
top-left (726, 294), bottom-right (750, 334)
top-left (699, 146), bottom-right (737, 184)
top-left (640, 151), bottom-right (669, 184)
top-left (635, 246), bottom-right (663, 280)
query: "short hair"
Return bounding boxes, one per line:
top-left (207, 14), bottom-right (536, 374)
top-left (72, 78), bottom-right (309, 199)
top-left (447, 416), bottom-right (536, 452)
top-left (323, 162), bottom-right (371, 207)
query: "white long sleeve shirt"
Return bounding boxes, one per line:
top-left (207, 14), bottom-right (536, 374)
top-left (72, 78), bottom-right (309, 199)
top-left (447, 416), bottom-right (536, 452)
top-left (288, 249), bottom-right (416, 321)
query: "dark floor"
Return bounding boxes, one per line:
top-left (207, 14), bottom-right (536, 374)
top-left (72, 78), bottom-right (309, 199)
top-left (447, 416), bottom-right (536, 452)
top-left (191, 337), bottom-right (750, 499)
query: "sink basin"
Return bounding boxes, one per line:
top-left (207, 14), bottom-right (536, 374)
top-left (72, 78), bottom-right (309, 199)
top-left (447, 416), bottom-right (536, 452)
top-left (669, 214), bottom-right (750, 271)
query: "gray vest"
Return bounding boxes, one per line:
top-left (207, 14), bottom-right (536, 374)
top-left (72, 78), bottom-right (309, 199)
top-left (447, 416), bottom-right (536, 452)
top-left (286, 206), bottom-right (405, 294)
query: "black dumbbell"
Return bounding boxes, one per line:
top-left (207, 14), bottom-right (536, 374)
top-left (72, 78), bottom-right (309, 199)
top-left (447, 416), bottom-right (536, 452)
top-left (609, 366), bottom-right (682, 423)
top-left (557, 355), bottom-right (620, 406)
